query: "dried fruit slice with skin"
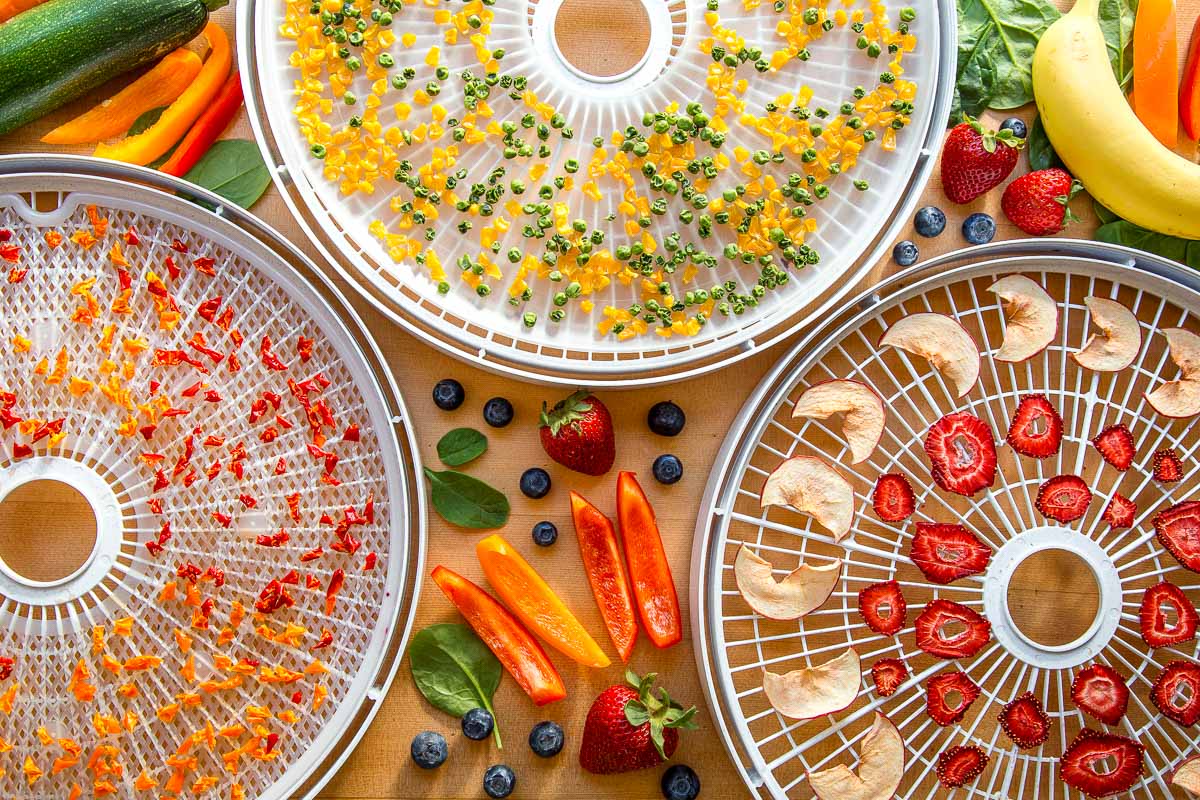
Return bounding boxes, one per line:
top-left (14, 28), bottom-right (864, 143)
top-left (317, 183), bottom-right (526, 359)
top-left (1140, 581), bottom-right (1199, 648)
top-left (1154, 448), bottom-right (1185, 482)
top-left (915, 599), bottom-right (992, 659)
top-left (871, 658), bottom-right (908, 696)
top-left (762, 648), bottom-right (861, 720)
top-left (1006, 394), bottom-right (1063, 458)
top-left (1035, 474), bottom-right (1092, 523)
top-left (1072, 663), bottom-right (1130, 726)
top-left (734, 546), bottom-right (841, 621)
top-left (1060, 729), bottom-right (1144, 798)
top-left (1146, 328), bottom-right (1200, 418)
top-left (760, 456), bottom-right (855, 541)
top-left (988, 275), bottom-right (1058, 362)
top-left (857, 580), bottom-right (908, 636)
top-left (879, 312), bottom-right (980, 398)
top-left (925, 670), bottom-right (981, 725)
top-left (909, 522), bottom-right (991, 584)
top-left (1170, 755), bottom-right (1200, 793)
top-left (791, 380), bottom-right (886, 464)
top-left (1074, 296), bottom-right (1142, 372)
top-left (924, 411), bottom-right (998, 496)
top-left (937, 745), bottom-right (989, 789)
top-left (1093, 423), bottom-right (1136, 471)
top-left (1152, 660), bottom-right (1200, 726)
top-left (872, 473), bottom-right (916, 522)
top-left (807, 713), bottom-right (906, 800)
top-left (999, 692), bottom-right (1050, 749)
top-left (1155, 500), bottom-right (1200, 571)
top-left (1102, 493), bottom-right (1137, 529)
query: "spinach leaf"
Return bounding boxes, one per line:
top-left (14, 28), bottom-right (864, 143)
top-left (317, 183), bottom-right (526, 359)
top-left (409, 623), bottom-right (502, 746)
top-left (1099, 0), bottom-right (1137, 87)
top-left (953, 0), bottom-right (1060, 121)
top-left (424, 468), bottom-right (510, 528)
top-left (437, 428), bottom-right (488, 467)
top-left (128, 107), bottom-right (166, 136)
top-left (182, 139), bottom-right (272, 209)
top-left (1027, 115), bottom-right (1062, 171)
top-left (1095, 220), bottom-right (1200, 269)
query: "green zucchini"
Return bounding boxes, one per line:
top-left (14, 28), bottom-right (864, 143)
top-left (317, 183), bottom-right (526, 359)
top-left (0, 0), bottom-right (228, 137)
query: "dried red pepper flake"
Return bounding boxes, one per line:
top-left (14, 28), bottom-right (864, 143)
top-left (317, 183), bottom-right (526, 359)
top-left (7, 268), bottom-right (27, 283)
top-left (274, 457), bottom-right (288, 476)
top-left (176, 562), bottom-right (203, 584)
top-left (145, 540), bottom-right (163, 556)
top-left (0, 655), bottom-right (14, 681)
top-left (264, 733), bottom-right (280, 754)
top-left (192, 257), bottom-right (216, 276)
top-left (181, 381), bottom-right (205, 398)
top-left (229, 460), bottom-right (244, 480)
top-left (260, 427), bottom-right (278, 443)
top-left (325, 569), bottom-right (346, 615)
top-left (305, 575), bottom-right (321, 589)
top-left (320, 513), bottom-right (334, 525)
top-left (255, 529), bottom-right (290, 547)
top-left (227, 353), bottom-right (242, 373)
top-left (147, 498), bottom-right (163, 515)
top-left (297, 335), bottom-right (314, 363)
top-left (249, 399), bottom-right (267, 423)
top-left (275, 414), bottom-right (293, 430)
top-left (203, 390), bottom-right (221, 403)
top-left (205, 460), bottom-right (221, 481)
top-left (164, 255), bottom-right (181, 280)
top-left (197, 296), bottom-right (222, 322)
top-left (285, 492), bottom-right (301, 522)
top-left (0, 229), bottom-right (10, 241)
top-left (152, 469), bottom-right (169, 491)
top-left (158, 521), bottom-right (172, 545)
top-left (148, 380), bottom-right (161, 394)
top-left (203, 435), bottom-right (224, 447)
top-left (299, 547), bottom-right (323, 563)
top-left (0, 243), bottom-right (19, 263)
top-left (0, 408), bottom-right (21, 429)
top-left (363, 493), bottom-right (375, 524)
top-left (153, 349), bottom-right (209, 374)
top-left (238, 493), bottom-right (257, 509)
top-left (117, 269), bottom-right (132, 291)
top-left (123, 227), bottom-right (140, 246)
top-left (260, 336), bottom-right (287, 371)
top-left (187, 336), bottom-right (224, 365)
top-left (212, 512), bottom-right (232, 528)
top-left (310, 629), bottom-right (334, 651)
top-left (30, 417), bottom-right (65, 443)
top-left (162, 407), bottom-right (189, 418)
top-left (330, 532), bottom-right (361, 555)
top-left (139, 424), bottom-right (158, 440)
top-left (342, 424), bottom-right (360, 442)
top-left (363, 552), bottom-right (377, 571)
top-left (181, 468), bottom-right (197, 487)
top-left (280, 569), bottom-right (300, 585)
top-left (264, 391), bottom-right (282, 409)
top-left (290, 690), bottom-right (303, 704)
top-left (170, 239), bottom-right (190, 254)
top-left (255, 580), bottom-right (294, 614)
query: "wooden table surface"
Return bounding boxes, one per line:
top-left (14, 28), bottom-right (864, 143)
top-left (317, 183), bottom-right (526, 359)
top-left (3, 0), bottom-right (1198, 797)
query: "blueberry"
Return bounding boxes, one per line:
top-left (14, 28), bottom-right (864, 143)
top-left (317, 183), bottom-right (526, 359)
top-left (647, 401), bottom-right (686, 437)
top-left (999, 116), bottom-right (1027, 139)
top-left (410, 731), bottom-right (447, 769)
top-left (531, 521), bottom-right (558, 547)
top-left (483, 764), bottom-right (516, 798)
top-left (520, 467), bottom-right (551, 498)
top-left (661, 764), bottom-right (701, 800)
top-left (913, 206), bottom-right (946, 238)
top-left (432, 379), bottom-right (465, 411)
top-left (892, 240), bottom-right (918, 267)
top-left (652, 454), bottom-right (683, 485)
top-left (962, 212), bottom-right (997, 245)
top-left (483, 397), bottom-right (514, 428)
top-left (461, 708), bottom-right (494, 741)
top-left (528, 720), bottom-right (564, 757)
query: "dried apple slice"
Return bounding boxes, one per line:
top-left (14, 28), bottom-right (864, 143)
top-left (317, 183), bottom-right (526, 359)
top-left (791, 380), bottom-right (886, 464)
top-left (1073, 296), bottom-right (1141, 372)
top-left (734, 546), bottom-right (841, 621)
top-left (760, 456), bottom-right (854, 541)
top-left (1146, 328), bottom-right (1200, 418)
top-left (879, 313), bottom-right (980, 398)
top-left (1171, 755), bottom-right (1200, 794)
top-left (808, 712), bottom-right (906, 800)
top-left (763, 648), bottom-right (861, 720)
top-left (988, 275), bottom-right (1058, 362)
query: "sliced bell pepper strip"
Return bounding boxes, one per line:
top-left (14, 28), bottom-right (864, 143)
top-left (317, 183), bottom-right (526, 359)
top-left (159, 70), bottom-right (243, 177)
top-left (41, 49), bottom-right (202, 145)
top-left (1133, 0), bottom-right (1179, 148)
top-left (616, 471), bottom-right (682, 648)
top-left (431, 565), bottom-right (566, 706)
top-left (93, 22), bottom-right (231, 166)
top-left (476, 534), bottom-right (610, 668)
top-left (1182, 14), bottom-right (1200, 141)
top-left (570, 490), bottom-right (637, 662)
top-left (0, 0), bottom-right (45, 23)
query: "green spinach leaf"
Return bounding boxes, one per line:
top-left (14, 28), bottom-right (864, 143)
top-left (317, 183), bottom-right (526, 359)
top-left (409, 623), bottom-right (502, 746)
top-left (1027, 114), bottom-right (1062, 171)
top-left (128, 107), bottom-right (166, 137)
top-left (953, 0), bottom-right (1060, 121)
top-left (1099, 0), bottom-right (1138, 87)
top-left (424, 468), bottom-right (510, 528)
top-left (437, 428), bottom-right (488, 467)
top-left (1095, 219), bottom-right (1200, 269)
top-left (182, 139), bottom-right (272, 209)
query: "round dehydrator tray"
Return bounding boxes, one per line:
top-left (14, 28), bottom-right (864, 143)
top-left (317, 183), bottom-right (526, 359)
top-left (691, 240), bottom-right (1200, 799)
top-left (237, 0), bottom-right (954, 386)
top-left (0, 156), bottom-right (424, 800)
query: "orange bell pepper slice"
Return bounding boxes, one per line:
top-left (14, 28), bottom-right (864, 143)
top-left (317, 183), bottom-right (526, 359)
top-left (570, 491), bottom-right (638, 662)
top-left (0, 0), bottom-right (45, 23)
top-left (476, 534), bottom-right (610, 668)
top-left (1182, 15), bottom-right (1200, 141)
top-left (93, 22), bottom-right (231, 166)
top-left (42, 49), bottom-right (203, 145)
top-left (431, 565), bottom-right (566, 706)
top-left (1133, 0), bottom-right (1179, 148)
top-left (616, 472), bottom-right (682, 648)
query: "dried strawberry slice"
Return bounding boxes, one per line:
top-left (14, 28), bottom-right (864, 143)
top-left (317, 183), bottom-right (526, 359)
top-left (909, 522), bottom-right (991, 584)
top-left (924, 412), bottom-right (997, 496)
top-left (1102, 493), bottom-right (1136, 529)
top-left (1154, 501), bottom-right (1200, 571)
top-left (1006, 394), bottom-right (1063, 458)
top-left (1093, 424), bottom-right (1136, 471)
top-left (1140, 581), bottom-right (1199, 648)
top-left (1071, 663), bottom-right (1129, 726)
top-left (1060, 729), bottom-right (1143, 798)
top-left (1152, 660), bottom-right (1200, 726)
top-left (871, 658), bottom-right (908, 697)
top-left (857, 580), bottom-right (907, 636)
top-left (1154, 448), bottom-right (1184, 483)
top-left (872, 473), bottom-right (916, 522)
top-left (925, 670), bottom-right (981, 725)
top-left (915, 599), bottom-right (991, 659)
top-left (937, 744), bottom-right (989, 788)
top-left (1035, 474), bottom-right (1092, 522)
top-left (999, 691), bottom-right (1050, 749)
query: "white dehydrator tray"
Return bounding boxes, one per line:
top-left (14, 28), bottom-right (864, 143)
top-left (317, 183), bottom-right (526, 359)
top-left (691, 240), bottom-right (1200, 799)
top-left (238, 0), bottom-right (955, 386)
top-left (0, 156), bottom-right (424, 800)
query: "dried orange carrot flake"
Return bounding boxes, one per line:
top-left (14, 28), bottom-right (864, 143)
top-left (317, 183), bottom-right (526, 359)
top-left (133, 770), bottom-right (158, 790)
top-left (69, 660), bottom-right (95, 702)
top-left (123, 654), bottom-right (162, 671)
top-left (23, 756), bottom-right (42, 786)
top-left (112, 617), bottom-right (134, 636)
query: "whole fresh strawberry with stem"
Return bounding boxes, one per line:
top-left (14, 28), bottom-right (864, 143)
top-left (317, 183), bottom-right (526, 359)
top-left (539, 389), bottom-right (616, 476)
top-left (579, 670), bottom-right (697, 774)
top-left (1001, 168), bottom-right (1083, 236)
top-left (940, 115), bottom-right (1024, 204)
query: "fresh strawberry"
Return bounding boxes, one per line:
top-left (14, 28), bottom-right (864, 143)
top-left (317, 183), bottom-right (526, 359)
top-left (999, 692), bottom-right (1050, 749)
top-left (915, 598), bottom-right (991, 659)
top-left (857, 580), bottom-right (907, 636)
top-left (1035, 474), bottom-right (1092, 523)
top-left (578, 670), bottom-right (697, 774)
top-left (1060, 729), bottom-right (1143, 798)
top-left (909, 522), bottom-right (991, 584)
top-left (1154, 448), bottom-right (1184, 483)
top-left (924, 411), bottom-right (997, 496)
top-left (1155, 500), bottom-right (1200, 571)
top-left (940, 116), bottom-right (1024, 204)
top-left (539, 390), bottom-right (616, 476)
top-left (1093, 424), bottom-right (1136, 471)
top-left (1000, 168), bottom-right (1083, 236)
top-left (925, 670), bottom-right (981, 725)
top-left (871, 658), bottom-right (908, 696)
top-left (1071, 663), bottom-right (1129, 725)
top-left (1140, 581), bottom-right (1198, 648)
top-left (937, 745), bottom-right (989, 789)
top-left (872, 473), bottom-right (916, 521)
top-left (1006, 394), bottom-right (1063, 458)
top-left (1152, 660), bottom-right (1200, 726)
top-left (1102, 493), bottom-right (1137, 529)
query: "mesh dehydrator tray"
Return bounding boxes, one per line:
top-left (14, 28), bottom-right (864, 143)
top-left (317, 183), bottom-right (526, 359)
top-left (0, 155), bottom-right (424, 800)
top-left (691, 240), bottom-right (1200, 799)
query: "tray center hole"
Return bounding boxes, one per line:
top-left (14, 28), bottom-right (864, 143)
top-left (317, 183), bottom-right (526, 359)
top-left (0, 479), bottom-right (98, 583)
top-left (554, 0), bottom-right (652, 80)
top-left (1006, 547), bottom-right (1100, 648)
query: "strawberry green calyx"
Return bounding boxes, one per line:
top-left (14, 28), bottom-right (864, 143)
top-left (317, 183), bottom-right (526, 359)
top-left (962, 113), bottom-right (1025, 153)
top-left (1054, 179), bottom-right (1085, 227)
top-left (621, 670), bottom-right (698, 760)
top-left (541, 389), bottom-right (594, 436)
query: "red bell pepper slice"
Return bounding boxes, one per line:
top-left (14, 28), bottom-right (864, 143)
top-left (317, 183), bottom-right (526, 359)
top-left (1182, 15), bottom-right (1200, 141)
top-left (570, 490), bottom-right (638, 662)
top-left (616, 472), bottom-right (682, 648)
top-left (431, 565), bottom-right (566, 706)
top-left (159, 71), bottom-right (245, 178)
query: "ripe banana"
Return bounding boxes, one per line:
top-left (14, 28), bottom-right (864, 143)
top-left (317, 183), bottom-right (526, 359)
top-left (1033, 0), bottom-right (1200, 239)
